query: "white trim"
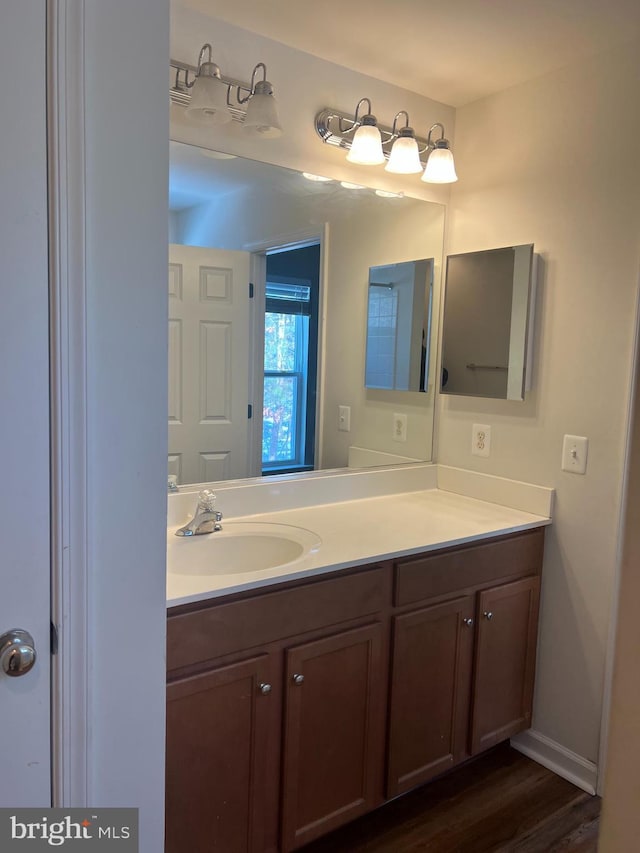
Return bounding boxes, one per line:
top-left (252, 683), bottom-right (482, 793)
top-left (510, 729), bottom-right (597, 795)
top-left (48, 0), bottom-right (90, 807)
top-left (240, 225), bottom-right (323, 255)
top-left (316, 223), bottom-right (329, 470)
top-left (597, 267), bottom-right (640, 796)
top-left (248, 251), bottom-right (266, 477)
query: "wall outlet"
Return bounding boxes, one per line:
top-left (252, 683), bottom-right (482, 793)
top-left (338, 405), bottom-right (351, 432)
top-left (472, 423), bottom-right (491, 457)
top-left (561, 434), bottom-right (588, 474)
top-left (393, 413), bottom-right (408, 443)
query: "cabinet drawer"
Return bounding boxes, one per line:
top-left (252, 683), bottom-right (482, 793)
top-left (168, 567), bottom-right (386, 672)
top-left (394, 528), bottom-right (544, 607)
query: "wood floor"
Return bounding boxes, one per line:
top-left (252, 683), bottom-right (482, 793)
top-left (301, 744), bottom-right (600, 853)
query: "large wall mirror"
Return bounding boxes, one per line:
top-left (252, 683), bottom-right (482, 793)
top-left (168, 141), bottom-right (445, 485)
top-left (440, 244), bottom-right (536, 400)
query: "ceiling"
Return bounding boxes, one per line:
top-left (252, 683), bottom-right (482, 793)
top-left (180, 0), bottom-right (640, 106)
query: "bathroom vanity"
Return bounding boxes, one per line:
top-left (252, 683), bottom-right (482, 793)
top-left (165, 481), bottom-right (548, 853)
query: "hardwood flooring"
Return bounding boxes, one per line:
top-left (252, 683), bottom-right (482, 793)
top-left (301, 744), bottom-right (600, 853)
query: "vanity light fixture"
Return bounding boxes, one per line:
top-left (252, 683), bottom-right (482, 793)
top-left (385, 112), bottom-right (422, 174)
top-left (170, 44), bottom-right (283, 137)
top-left (421, 123), bottom-right (458, 183)
top-left (237, 63), bottom-right (283, 138)
top-left (345, 99), bottom-right (385, 166)
top-left (340, 181), bottom-right (366, 190)
top-left (315, 103), bottom-right (458, 183)
top-left (184, 44), bottom-right (233, 125)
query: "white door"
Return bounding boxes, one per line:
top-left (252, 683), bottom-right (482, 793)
top-left (0, 1), bottom-right (51, 805)
top-left (168, 244), bottom-right (253, 484)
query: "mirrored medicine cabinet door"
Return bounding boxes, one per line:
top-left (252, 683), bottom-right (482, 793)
top-left (440, 244), bottom-right (536, 400)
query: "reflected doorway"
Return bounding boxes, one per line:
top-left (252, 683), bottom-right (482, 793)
top-left (262, 244), bottom-right (321, 475)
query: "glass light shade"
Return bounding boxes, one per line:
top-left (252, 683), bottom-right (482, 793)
top-left (185, 74), bottom-right (232, 125)
top-left (421, 147), bottom-right (458, 183)
top-left (385, 135), bottom-right (422, 174)
top-left (243, 92), bottom-right (283, 138)
top-left (346, 123), bottom-right (385, 165)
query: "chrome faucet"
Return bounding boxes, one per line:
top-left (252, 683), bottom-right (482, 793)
top-left (175, 489), bottom-right (223, 536)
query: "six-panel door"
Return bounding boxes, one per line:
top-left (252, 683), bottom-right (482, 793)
top-left (280, 623), bottom-right (385, 851)
top-left (470, 576), bottom-right (541, 754)
top-left (387, 596), bottom-right (475, 797)
top-left (166, 654), bottom-right (276, 853)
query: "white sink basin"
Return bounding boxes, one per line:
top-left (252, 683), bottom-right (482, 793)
top-left (167, 522), bottom-right (322, 576)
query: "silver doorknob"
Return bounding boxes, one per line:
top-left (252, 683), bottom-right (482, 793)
top-left (463, 617), bottom-right (474, 627)
top-left (258, 682), bottom-right (272, 695)
top-left (292, 673), bottom-right (304, 685)
top-left (0, 629), bottom-right (37, 677)
top-left (483, 611), bottom-right (493, 621)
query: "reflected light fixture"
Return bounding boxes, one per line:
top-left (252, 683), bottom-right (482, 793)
top-left (170, 44), bottom-right (283, 138)
top-left (346, 99), bottom-right (385, 166)
top-left (302, 173), bottom-right (333, 182)
top-left (315, 102), bottom-right (458, 184)
top-left (375, 189), bottom-right (404, 199)
top-left (421, 123), bottom-right (458, 184)
top-left (385, 111), bottom-right (422, 174)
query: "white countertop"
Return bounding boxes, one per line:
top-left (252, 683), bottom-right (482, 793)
top-left (167, 487), bottom-right (551, 608)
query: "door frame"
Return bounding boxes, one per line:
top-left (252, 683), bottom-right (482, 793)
top-left (47, 5), bottom-right (169, 846)
top-left (48, 0), bottom-right (90, 807)
top-left (246, 225), bottom-right (328, 474)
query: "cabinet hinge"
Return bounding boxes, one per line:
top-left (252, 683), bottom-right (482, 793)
top-left (248, 404), bottom-right (253, 419)
top-left (249, 282), bottom-right (254, 298)
top-left (50, 621), bottom-right (59, 655)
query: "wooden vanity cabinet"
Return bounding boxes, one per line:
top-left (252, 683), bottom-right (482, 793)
top-left (166, 527), bottom-right (545, 853)
top-left (387, 596), bottom-right (475, 797)
top-left (166, 567), bottom-right (388, 853)
top-left (281, 623), bottom-right (385, 851)
top-left (165, 653), bottom-right (278, 853)
top-left (386, 528), bottom-right (544, 799)
top-left (470, 575), bottom-right (541, 754)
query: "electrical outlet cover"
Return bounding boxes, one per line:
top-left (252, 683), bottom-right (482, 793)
top-left (472, 423), bottom-right (491, 457)
top-left (393, 413), bottom-right (408, 442)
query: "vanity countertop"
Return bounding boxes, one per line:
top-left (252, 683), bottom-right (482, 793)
top-left (167, 487), bottom-right (551, 608)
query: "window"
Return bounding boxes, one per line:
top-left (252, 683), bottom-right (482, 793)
top-left (262, 278), bottom-right (316, 473)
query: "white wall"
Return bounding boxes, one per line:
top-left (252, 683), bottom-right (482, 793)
top-left (441, 39), bottom-right (640, 769)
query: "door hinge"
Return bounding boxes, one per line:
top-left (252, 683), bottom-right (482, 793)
top-left (248, 404), bottom-right (253, 419)
top-left (249, 282), bottom-right (254, 298)
top-left (50, 622), bottom-right (59, 655)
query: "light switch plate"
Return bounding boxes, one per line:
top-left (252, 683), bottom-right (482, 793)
top-left (562, 434), bottom-right (588, 474)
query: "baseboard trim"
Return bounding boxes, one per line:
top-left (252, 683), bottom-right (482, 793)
top-left (510, 730), bottom-right (597, 795)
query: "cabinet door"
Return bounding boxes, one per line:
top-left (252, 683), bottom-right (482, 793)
top-left (387, 596), bottom-right (475, 798)
top-left (281, 623), bottom-right (385, 851)
top-left (470, 576), bottom-right (541, 754)
top-left (166, 654), bottom-right (276, 853)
